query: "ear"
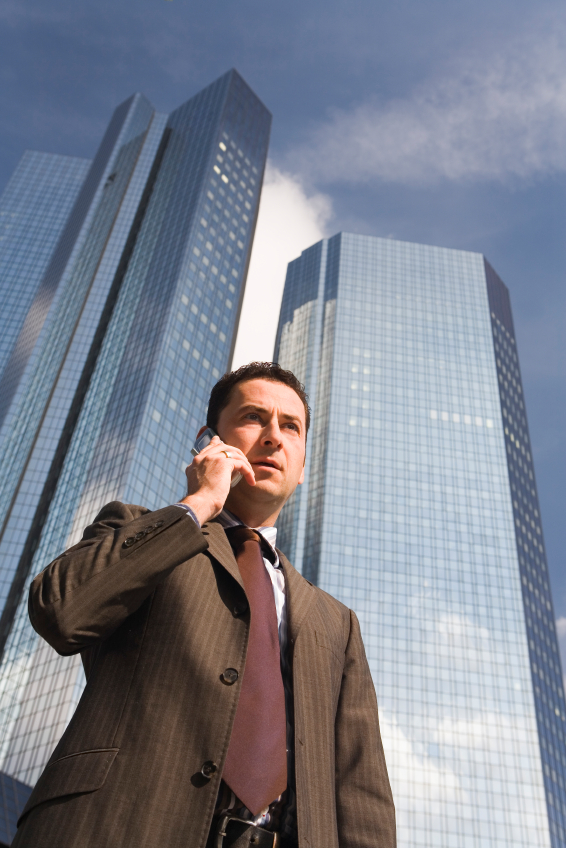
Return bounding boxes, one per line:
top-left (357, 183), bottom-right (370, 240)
top-left (298, 465), bottom-right (305, 485)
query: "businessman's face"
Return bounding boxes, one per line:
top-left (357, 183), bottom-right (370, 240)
top-left (217, 378), bottom-right (306, 514)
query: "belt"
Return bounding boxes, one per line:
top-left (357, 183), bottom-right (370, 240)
top-left (209, 815), bottom-right (285, 848)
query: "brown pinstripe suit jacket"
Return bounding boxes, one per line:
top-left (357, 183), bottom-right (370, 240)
top-left (13, 502), bottom-right (395, 848)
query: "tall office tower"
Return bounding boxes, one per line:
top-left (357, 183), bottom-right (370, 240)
top-left (0, 69), bottom-right (270, 789)
top-left (275, 233), bottom-right (566, 848)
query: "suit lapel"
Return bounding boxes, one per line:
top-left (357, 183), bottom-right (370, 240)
top-left (202, 520), bottom-right (244, 590)
top-left (278, 551), bottom-right (317, 644)
top-left (204, 523), bottom-right (317, 630)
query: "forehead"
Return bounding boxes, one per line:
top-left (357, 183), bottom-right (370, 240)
top-left (229, 379), bottom-right (305, 421)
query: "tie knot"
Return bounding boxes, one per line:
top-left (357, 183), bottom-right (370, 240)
top-left (225, 526), bottom-right (276, 564)
top-left (226, 526), bottom-right (261, 548)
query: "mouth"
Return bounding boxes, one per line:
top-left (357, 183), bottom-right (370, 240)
top-left (252, 459), bottom-right (280, 470)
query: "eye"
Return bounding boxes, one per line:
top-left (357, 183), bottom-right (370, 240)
top-left (245, 412), bottom-right (261, 422)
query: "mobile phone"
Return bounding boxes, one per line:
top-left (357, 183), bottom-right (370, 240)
top-left (191, 427), bottom-right (242, 488)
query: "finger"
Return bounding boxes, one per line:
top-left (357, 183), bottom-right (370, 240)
top-left (194, 442), bottom-right (256, 486)
top-left (209, 443), bottom-right (249, 462)
top-left (192, 446), bottom-right (253, 480)
top-left (213, 444), bottom-right (252, 467)
top-left (206, 447), bottom-right (255, 485)
top-left (227, 455), bottom-right (256, 486)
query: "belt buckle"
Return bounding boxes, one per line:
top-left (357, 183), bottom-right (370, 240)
top-left (215, 815), bottom-right (279, 848)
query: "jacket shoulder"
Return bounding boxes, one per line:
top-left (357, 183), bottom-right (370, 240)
top-left (93, 501), bottom-right (151, 523)
top-left (313, 584), bottom-right (351, 619)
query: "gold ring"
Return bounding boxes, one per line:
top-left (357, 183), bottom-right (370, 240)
top-left (222, 450), bottom-right (232, 459)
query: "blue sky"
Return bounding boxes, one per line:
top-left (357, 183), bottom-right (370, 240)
top-left (0, 0), bottom-right (564, 637)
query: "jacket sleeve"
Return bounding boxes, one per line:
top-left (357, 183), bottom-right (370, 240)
top-left (335, 609), bottom-right (396, 848)
top-left (29, 501), bottom-right (209, 656)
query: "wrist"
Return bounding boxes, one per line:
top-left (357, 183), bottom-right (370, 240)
top-left (174, 502), bottom-right (201, 527)
top-left (179, 494), bottom-right (215, 526)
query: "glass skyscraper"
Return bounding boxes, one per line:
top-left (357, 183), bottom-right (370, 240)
top-left (275, 232), bottom-right (566, 848)
top-left (0, 69), bottom-right (270, 789)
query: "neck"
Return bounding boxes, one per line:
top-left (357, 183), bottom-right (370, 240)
top-left (223, 492), bottom-right (282, 528)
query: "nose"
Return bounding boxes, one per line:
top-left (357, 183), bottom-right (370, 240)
top-left (261, 416), bottom-right (283, 448)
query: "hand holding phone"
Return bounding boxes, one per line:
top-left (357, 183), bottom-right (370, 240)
top-left (191, 428), bottom-right (243, 488)
top-left (180, 429), bottom-right (254, 525)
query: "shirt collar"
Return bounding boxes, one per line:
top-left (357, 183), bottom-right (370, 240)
top-left (217, 508), bottom-right (279, 565)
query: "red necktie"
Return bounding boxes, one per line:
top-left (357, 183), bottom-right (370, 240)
top-left (222, 527), bottom-right (287, 816)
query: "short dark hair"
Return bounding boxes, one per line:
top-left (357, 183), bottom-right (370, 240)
top-left (207, 362), bottom-right (311, 434)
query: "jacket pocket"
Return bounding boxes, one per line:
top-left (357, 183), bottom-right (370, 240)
top-left (315, 630), bottom-right (345, 665)
top-left (18, 748), bottom-right (119, 824)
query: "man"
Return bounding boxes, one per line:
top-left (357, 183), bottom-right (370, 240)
top-left (13, 362), bottom-right (395, 848)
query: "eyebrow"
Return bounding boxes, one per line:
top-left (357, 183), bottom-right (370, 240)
top-left (239, 404), bottom-right (302, 425)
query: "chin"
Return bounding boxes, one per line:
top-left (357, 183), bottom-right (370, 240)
top-left (250, 480), bottom-right (286, 499)
top-left (251, 478), bottom-right (279, 492)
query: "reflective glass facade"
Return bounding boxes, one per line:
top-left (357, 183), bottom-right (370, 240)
top-left (0, 69), bottom-right (270, 784)
top-left (275, 232), bottom-right (566, 848)
top-left (0, 151), bottom-right (91, 383)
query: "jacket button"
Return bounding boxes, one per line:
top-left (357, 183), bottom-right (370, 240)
top-left (144, 524), bottom-right (154, 533)
top-left (124, 537), bottom-right (135, 547)
top-left (155, 520), bottom-right (164, 528)
top-left (233, 601), bottom-right (248, 616)
top-left (201, 761), bottom-right (218, 778)
top-left (221, 668), bottom-right (239, 685)
top-left (134, 531), bottom-right (145, 541)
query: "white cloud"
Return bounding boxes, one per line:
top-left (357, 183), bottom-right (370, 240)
top-left (231, 164), bottom-right (332, 369)
top-left (436, 713), bottom-right (530, 751)
top-left (290, 27), bottom-right (566, 186)
top-left (380, 712), bottom-right (465, 807)
top-left (381, 707), bottom-right (548, 838)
